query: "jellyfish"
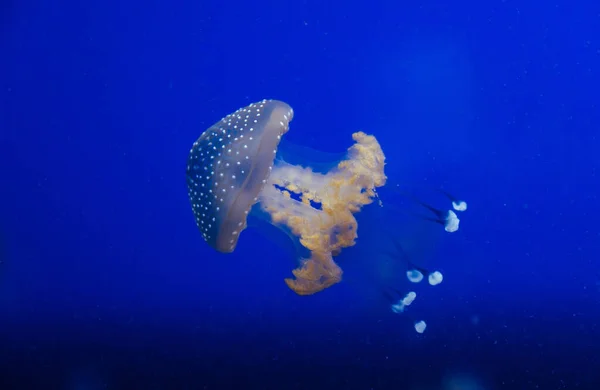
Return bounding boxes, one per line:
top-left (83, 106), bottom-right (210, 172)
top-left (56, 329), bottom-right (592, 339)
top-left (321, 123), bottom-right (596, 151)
top-left (383, 287), bottom-right (417, 313)
top-left (186, 99), bottom-right (387, 296)
top-left (382, 287), bottom-right (427, 334)
top-left (378, 238), bottom-right (444, 333)
top-left (438, 189), bottom-right (468, 212)
top-left (383, 237), bottom-right (444, 286)
top-left (382, 185), bottom-right (467, 233)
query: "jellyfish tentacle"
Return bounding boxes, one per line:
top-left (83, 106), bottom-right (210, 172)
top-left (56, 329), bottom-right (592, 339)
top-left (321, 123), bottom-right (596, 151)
top-left (437, 189), bottom-right (468, 212)
top-left (383, 238), bottom-right (433, 284)
top-left (382, 286), bottom-right (398, 303)
top-left (392, 184), bottom-right (467, 213)
top-left (393, 190), bottom-right (462, 233)
top-left (384, 184), bottom-right (465, 233)
top-left (389, 238), bottom-right (429, 277)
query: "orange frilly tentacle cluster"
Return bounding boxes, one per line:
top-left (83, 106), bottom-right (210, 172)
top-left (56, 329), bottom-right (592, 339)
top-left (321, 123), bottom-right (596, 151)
top-left (258, 132), bottom-right (387, 295)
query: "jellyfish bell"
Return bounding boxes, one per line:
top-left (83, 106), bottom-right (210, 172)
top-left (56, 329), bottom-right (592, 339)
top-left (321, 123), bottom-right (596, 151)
top-left (406, 269), bottom-right (424, 283)
top-left (186, 99), bottom-right (387, 296)
top-left (428, 270), bottom-right (443, 286)
top-left (274, 136), bottom-right (349, 175)
top-left (186, 99), bottom-right (294, 253)
top-left (413, 320), bottom-right (427, 334)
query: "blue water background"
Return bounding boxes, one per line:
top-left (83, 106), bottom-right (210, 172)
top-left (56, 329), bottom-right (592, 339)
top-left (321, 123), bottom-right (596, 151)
top-left (1, 0), bottom-right (599, 389)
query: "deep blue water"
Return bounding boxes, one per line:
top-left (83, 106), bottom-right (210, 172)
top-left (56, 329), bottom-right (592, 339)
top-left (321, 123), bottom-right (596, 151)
top-left (1, 0), bottom-right (599, 389)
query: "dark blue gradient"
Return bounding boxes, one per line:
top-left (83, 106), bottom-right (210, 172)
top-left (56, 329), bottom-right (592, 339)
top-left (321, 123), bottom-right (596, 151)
top-left (1, 0), bottom-right (598, 389)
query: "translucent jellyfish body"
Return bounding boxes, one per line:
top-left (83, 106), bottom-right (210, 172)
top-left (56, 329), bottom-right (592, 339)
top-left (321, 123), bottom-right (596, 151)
top-left (186, 99), bottom-right (387, 295)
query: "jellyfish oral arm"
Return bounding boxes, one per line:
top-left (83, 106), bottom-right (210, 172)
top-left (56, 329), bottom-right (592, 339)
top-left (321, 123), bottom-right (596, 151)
top-left (258, 131), bottom-right (387, 295)
top-left (285, 252), bottom-right (343, 296)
